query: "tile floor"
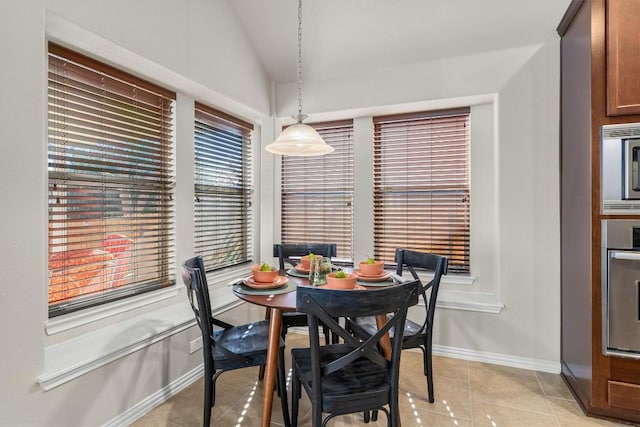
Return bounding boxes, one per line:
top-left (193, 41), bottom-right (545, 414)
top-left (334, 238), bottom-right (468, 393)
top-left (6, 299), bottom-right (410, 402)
top-left (132, 334), bottom-right (632, 427)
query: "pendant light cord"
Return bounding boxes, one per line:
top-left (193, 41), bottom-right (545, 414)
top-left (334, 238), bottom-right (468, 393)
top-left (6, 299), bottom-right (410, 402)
top-left (296, 0), bottom-right (305, 123)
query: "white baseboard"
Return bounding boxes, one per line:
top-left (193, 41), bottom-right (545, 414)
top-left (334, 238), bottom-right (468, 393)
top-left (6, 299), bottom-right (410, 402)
top-left (288, 327), bottom-right (560, 374)
top-left (102, 364), bottom-right (204, 427)
top-left (431, 344), bottom-right (561, 374)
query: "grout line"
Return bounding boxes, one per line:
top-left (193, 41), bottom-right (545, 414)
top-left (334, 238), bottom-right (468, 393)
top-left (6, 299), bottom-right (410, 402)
top-left (534, 371), bottom-right (562, 426)
top-left (466, 359), bottom-right (474, 425)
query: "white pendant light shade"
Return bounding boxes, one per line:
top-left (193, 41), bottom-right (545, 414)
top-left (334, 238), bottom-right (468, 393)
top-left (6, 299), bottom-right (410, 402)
top-left (266, 122), bottom-right (335, 156)
top-left (265, 0), bottom-right (333, 157)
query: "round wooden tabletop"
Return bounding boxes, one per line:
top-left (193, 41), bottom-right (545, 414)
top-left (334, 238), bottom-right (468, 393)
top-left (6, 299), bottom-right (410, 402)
top-left (232, 269), bottom-right (304, 312)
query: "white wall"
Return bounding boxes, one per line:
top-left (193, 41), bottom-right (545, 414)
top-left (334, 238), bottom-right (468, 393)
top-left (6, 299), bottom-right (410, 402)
top-left (430, 40), bottom-right (561, 364)
top-left (0, 1), bottom-right (48, 426)
top-left (0, 0), bottom-right (270, 426)
top-left (271, 39), bottom-right (561, 364)
top-left (0, 0), bottom-right (562, 424)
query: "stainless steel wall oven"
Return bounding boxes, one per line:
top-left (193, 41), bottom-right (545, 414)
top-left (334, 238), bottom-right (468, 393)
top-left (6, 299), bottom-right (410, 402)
top-left (602, 220), bottom-right (640, 359)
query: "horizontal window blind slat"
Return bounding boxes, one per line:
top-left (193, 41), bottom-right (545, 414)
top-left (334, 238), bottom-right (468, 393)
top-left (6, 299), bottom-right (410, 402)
top-left (48, 43), bottom-right (175, 317)
top-left (49, 43), bottom-right (176, 100)
top-left (374, 109), bottom-right (470, 273)
top-left (194, 104), bottom-right (253, 273)
top-left (280, 120), bottom-right (354, 260)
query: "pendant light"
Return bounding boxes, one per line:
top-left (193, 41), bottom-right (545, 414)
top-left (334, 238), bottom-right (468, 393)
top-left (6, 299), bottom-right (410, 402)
top-left (265, 0), bottom-right (334, 156)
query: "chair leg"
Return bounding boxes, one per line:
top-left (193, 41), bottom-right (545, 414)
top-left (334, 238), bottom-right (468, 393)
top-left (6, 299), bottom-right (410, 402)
top-left (322, 324), bottom-right (331, 344)
top-left (424, 337), bottom-right (435, 403)
top-left (312, 402), bottom-right (322, 427)
top-left (291, 369), bottom-right (300, 427)
top-left (389, 404), bottom-right (399, 427)
top-left (203, 367), bottom-right (218, 427)
top-left (389, 371), bottom-right (400, 427)
top-left (258, 307), bottom-right (273, 381)
top-left (277, 346), bottom-right (291, 427)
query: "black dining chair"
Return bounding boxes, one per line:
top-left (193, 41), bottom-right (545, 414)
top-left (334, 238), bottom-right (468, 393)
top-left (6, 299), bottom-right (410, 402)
top-left (290, 279), bottom-right (420, 427)
top-left (257, 243), bottom-right (338, 382)
top-left (182, 256), bottom-right (290, 427)
top-left (274, 243), bottom-right (337, 343)
top-left (346, 248), bottom-right (448, 403)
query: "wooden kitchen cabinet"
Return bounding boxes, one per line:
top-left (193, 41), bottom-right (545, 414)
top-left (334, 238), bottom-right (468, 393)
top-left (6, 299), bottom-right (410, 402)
top-left (559, 0), bottom-right (640, 424)
top-left (607, 0), bottom-right (640, 116)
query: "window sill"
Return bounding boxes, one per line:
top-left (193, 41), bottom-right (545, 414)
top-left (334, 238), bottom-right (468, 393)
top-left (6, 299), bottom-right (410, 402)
top-left (436, 289), bottom-right (504, 314)
top-left (394, 272), bottom-right (504, 313)
top-left (441, 273), bottom-right (476, 286)
top-left (37, 285), bottom-right (242, 391)
top-left (396, 271), bottom-right (477, 287)
top-left (45, 286), bottom-right (180, 335)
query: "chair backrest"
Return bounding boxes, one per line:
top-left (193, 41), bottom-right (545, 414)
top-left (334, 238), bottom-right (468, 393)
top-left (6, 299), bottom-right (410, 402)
top-left (296, 280), bottom-right (419, 403)
top-left (182, 256), bottom-right (215, 367)
top-left (273, 243), bottom-right (338, 270)
top-left (394, 248), bottom-right (448, 334)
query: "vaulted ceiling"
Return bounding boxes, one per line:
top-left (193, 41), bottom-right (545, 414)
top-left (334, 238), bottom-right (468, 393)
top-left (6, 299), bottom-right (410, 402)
top-left (227, 0), bottom-right (572, 85)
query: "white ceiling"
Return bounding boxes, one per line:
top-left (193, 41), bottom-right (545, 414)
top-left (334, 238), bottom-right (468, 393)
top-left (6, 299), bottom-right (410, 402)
top-left (226, 0), bottom-right (572, 85)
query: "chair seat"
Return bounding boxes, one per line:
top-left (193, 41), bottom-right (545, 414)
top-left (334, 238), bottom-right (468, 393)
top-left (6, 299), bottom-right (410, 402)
top-left (213, 320), bottom-right (283, 368)
top-left (351, 315), bottom-right (423, 341)
top-left (291, 344), bottom-right (390, 414)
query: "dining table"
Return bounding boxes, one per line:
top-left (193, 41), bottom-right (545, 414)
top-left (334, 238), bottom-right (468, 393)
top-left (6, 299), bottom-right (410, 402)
top-left (231, 267), bottom-right (401, 427)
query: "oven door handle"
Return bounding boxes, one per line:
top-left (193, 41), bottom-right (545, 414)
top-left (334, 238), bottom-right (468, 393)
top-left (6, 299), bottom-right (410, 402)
top-left (610, 251), bottom-right (640, 261)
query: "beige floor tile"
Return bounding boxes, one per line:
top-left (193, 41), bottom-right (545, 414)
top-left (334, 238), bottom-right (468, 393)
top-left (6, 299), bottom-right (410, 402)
top-left (536, 371), bottom-right (575, 400)
top-left (216, 365), bottom-right (266, 388)
top-left (548, 397), bottom-right (630, 426)
top-left (471, 402), bottom-right (560, 427)
top-left (400, 407), bottom-right (472, 427)
top-left (230, 378), bottom-right (296, 426)
top-left (401, 350), bottom-right (470, 382)
top-left (431, 354), bottom-right (471, 382)
top-left (129, 413), bottom-right (184, 427)
top-left (467, 360), bottom-right (538, 378)
top-left (131, 334), bottom-right (637, 427)
top-left (398, 374), bottom-right (471, 419)
top-left (315, 412), bottom-right (387, 427)
top-left (469, 362), bottom-right (553, 415)
top-left (398, 350), bottom-right (472, 419)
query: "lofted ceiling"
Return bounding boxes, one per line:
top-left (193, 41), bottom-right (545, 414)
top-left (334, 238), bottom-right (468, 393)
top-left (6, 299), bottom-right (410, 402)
top-left (226, 0), bottom-right (572, 85)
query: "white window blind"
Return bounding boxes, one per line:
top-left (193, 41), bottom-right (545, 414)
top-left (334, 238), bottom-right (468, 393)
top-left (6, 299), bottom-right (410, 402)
top-left (373, 108), bottom-right (470, 273)
top-left (48, 43), bottom-right (176, 317)
top-left (194, 102), bottom-right (253, 271)
top-left (280, 120), bottom-right (354, 260)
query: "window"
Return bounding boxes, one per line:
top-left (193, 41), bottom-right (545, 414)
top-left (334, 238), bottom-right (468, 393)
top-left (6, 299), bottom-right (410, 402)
top-left (373, 108), bottom-right (470, 273)
top-left (194, 103), bottom-right (253, 271)
top-left (47, 43), bottom-right (176, 317)
top-left (280, 120), bottom-right (354, 260)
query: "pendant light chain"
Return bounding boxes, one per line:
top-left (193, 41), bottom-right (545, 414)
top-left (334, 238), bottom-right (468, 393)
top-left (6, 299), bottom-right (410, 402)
top-left (296, 0), bottom-right (304, 122)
